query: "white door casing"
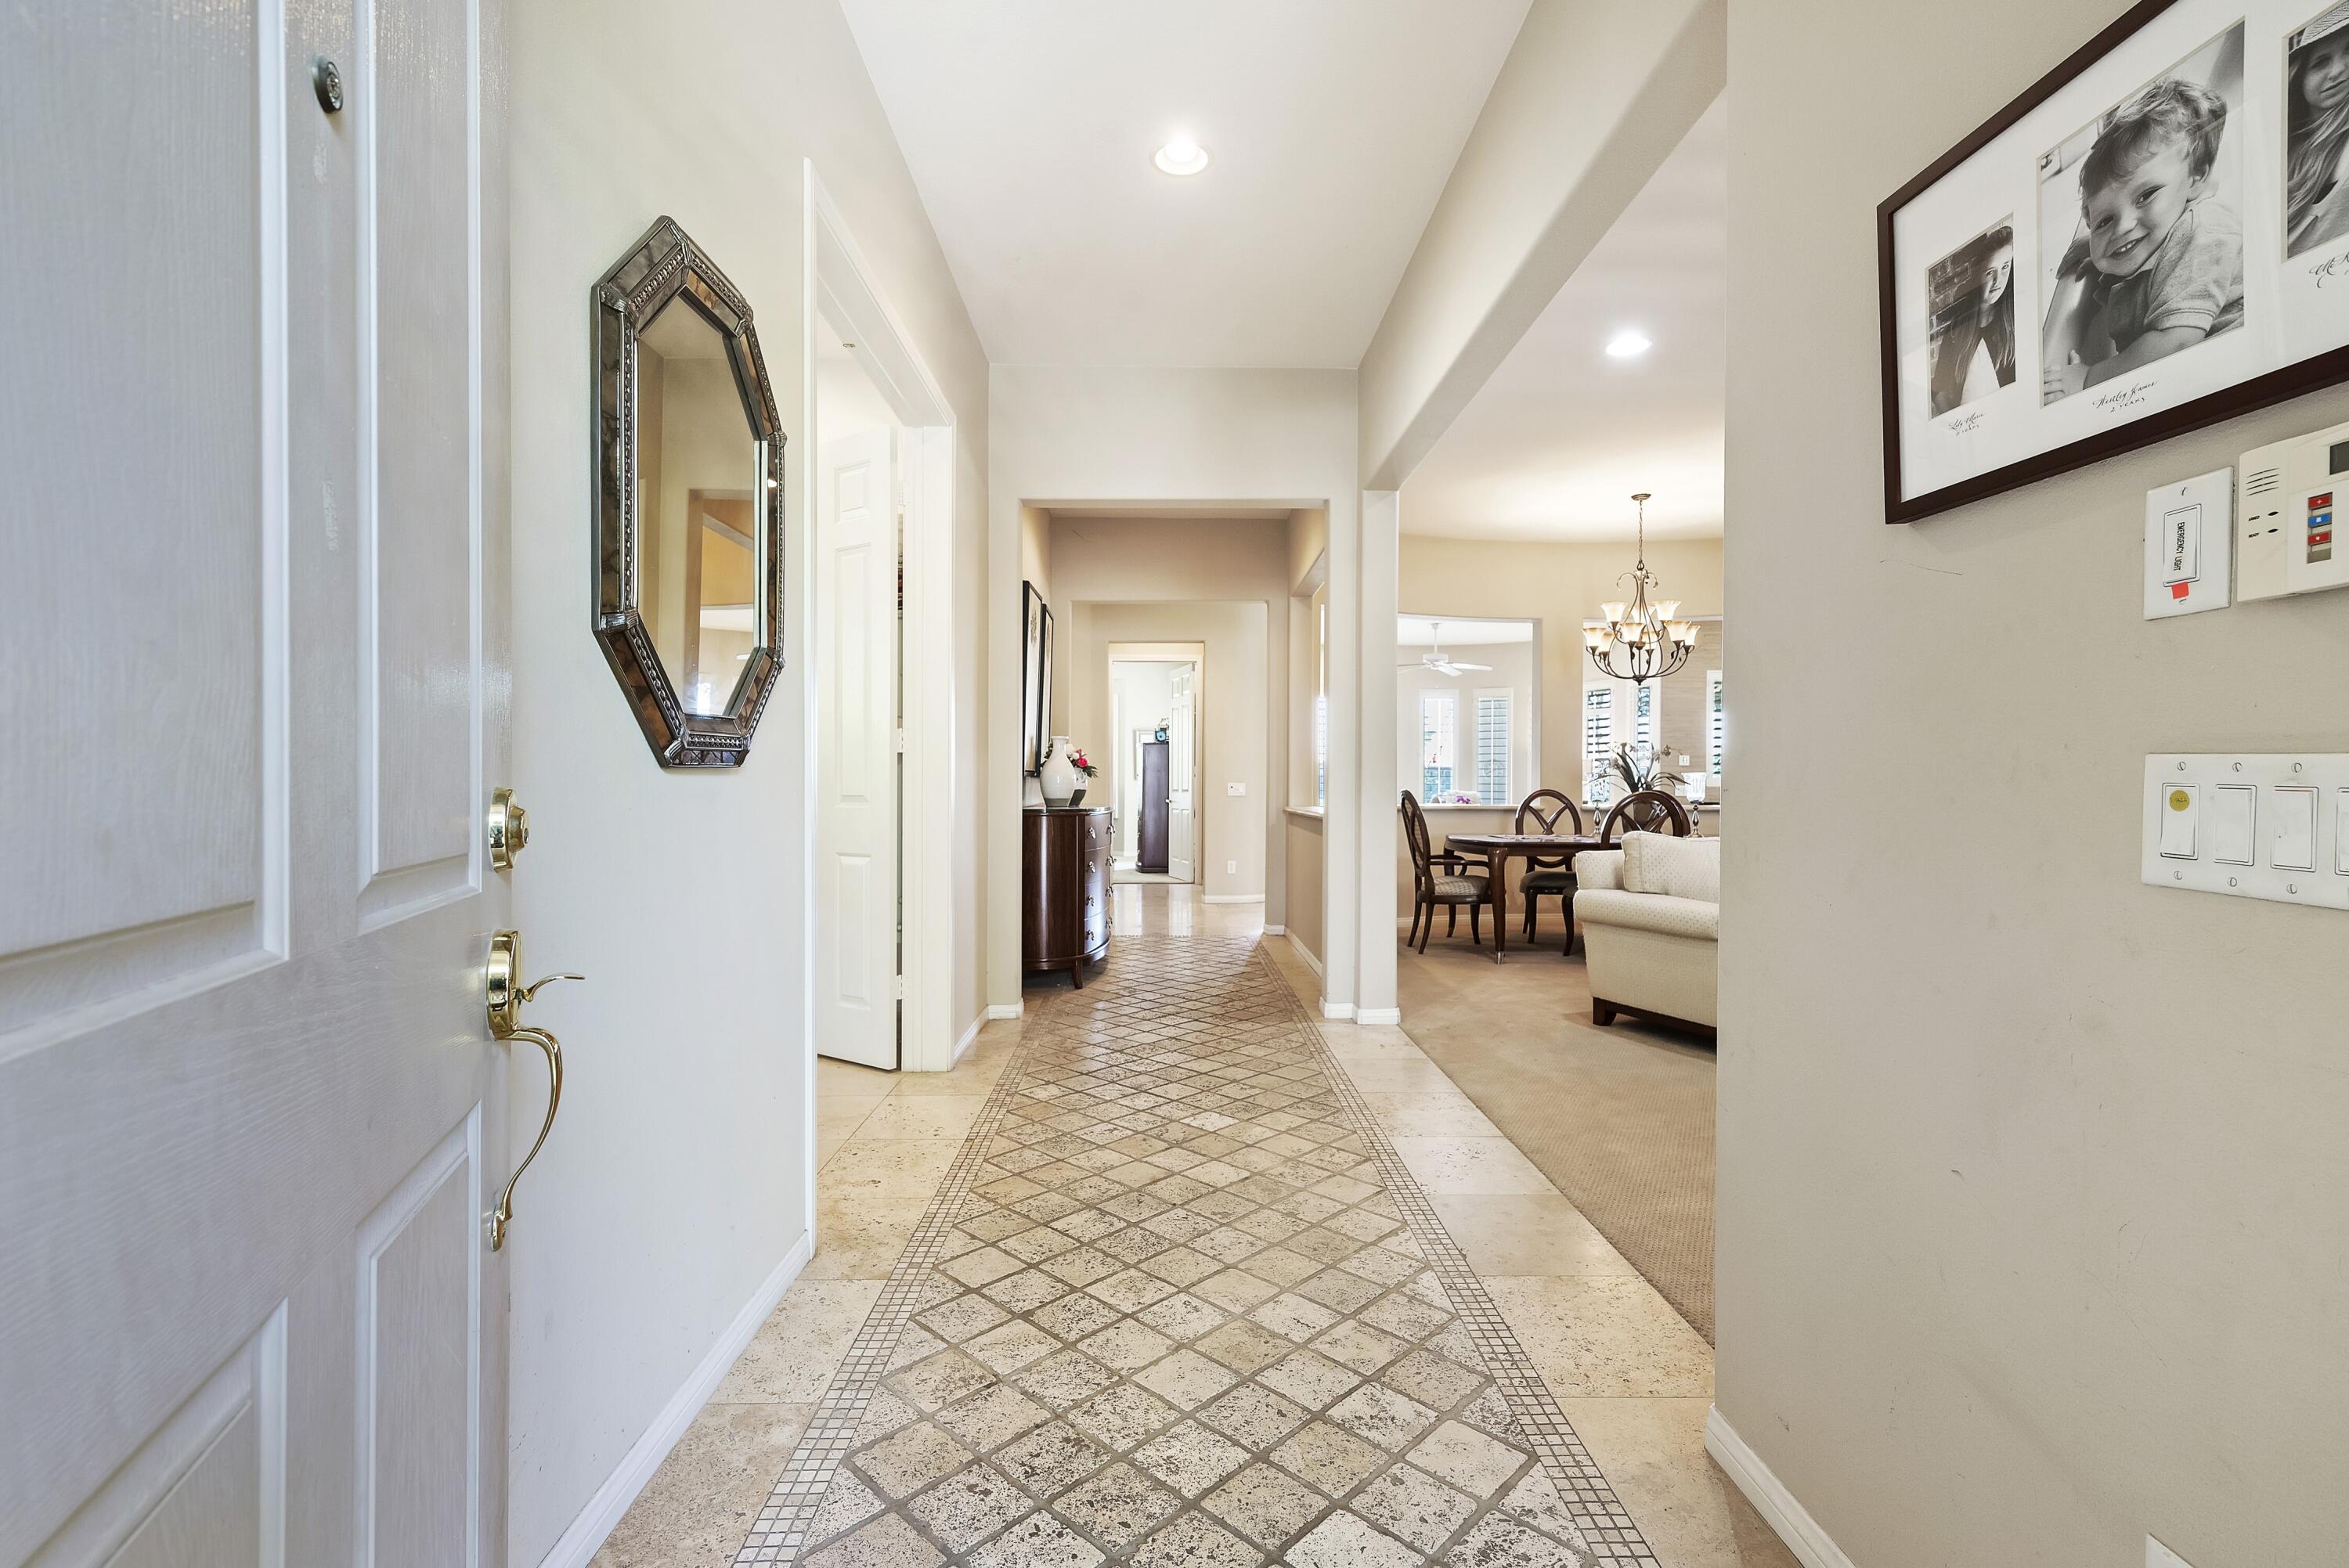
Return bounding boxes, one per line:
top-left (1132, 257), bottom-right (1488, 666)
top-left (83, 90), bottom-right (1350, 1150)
top-left (814, 429), bottom-right (900, 1069)
top-left (1167, 665), bottom-right (1197, 884)
top-left (0, 3), bottom-right (512, 1564)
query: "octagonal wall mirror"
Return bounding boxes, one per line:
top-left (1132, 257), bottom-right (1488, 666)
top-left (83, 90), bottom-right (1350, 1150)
top-left (594, 218), bottom-right (785, 768)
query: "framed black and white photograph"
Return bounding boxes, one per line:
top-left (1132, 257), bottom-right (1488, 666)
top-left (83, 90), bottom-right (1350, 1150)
top-left (1022, 581), bottom-right (1048, 775)
top-left (1880, 0), bottom-right (2349, 522)
top-left (1929, 218), bottom-right (2019, 415)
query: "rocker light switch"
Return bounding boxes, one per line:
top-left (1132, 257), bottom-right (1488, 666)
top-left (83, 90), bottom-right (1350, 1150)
top-left (2338, 791), bottom-right (2349, 875)
top-left (2211, 786), bottom-right (2254, 864)
top-left (2272, 787), bottom-right (2318, 871)
top-left (2158, 783), bottom-right (2198, 859)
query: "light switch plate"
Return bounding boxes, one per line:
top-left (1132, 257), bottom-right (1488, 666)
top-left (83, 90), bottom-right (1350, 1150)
top-left (2144, 755), bottom-right (2349, 910)
top-left (1226, 781), bottom-right (1245, 796)
top-left (2144, 468), bottom-right (2232, 618)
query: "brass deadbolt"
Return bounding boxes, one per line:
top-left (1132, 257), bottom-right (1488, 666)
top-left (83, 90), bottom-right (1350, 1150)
top-left (488, 788), bottom-right (529, 869)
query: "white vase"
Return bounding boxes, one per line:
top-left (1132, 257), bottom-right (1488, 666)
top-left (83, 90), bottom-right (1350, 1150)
top-left (1039, 736), bottom-right (1079, 806)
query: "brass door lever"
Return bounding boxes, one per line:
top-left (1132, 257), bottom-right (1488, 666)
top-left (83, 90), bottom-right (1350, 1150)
top-left (485, 930), bottom-right (582, 1251)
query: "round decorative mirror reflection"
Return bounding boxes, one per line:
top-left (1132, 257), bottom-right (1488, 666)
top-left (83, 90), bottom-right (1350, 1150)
top-left (593, 218), bottom-right (785, 768)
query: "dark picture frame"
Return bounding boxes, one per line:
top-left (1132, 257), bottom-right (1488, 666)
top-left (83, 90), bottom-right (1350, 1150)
top-left (1879, 0), bottom-right (2349, 523)
top-left (1021, 582), bottom-right (1052, 775)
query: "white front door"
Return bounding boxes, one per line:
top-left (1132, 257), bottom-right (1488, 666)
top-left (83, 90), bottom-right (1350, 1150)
top-left (1, 3), bottom-right (514, 1565)
top-left (1167, 665), bottom-right (1197, 883)
top-left (815, 430), bottom-right (900, 1068)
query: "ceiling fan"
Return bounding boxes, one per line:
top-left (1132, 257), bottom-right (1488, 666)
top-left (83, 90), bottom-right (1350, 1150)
top-left (1398, 622), bottom-right (1492, 677)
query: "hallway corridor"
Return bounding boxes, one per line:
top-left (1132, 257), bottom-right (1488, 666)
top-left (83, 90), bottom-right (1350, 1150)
top-left (594, 887), bottom-right (1783, 1568)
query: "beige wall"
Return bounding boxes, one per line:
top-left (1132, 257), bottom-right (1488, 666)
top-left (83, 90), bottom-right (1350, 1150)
top-left (1286, 506), bottom-right (1330, 592)
top-left (987, 366), bottom-right (1359, 1007)
top-left (506, 0), bottom-right (987, 1559)
top-left (1285, 813), bottom-right (1326, 968)
top-left (1722, 2), bottom-right (2349, 1563)
top-left (1396, 533), bottom-right (1722, 805)
top-left (1019, 503), bottom-right (1052, 599)
top-left (1070, 607), bottom-right (1267, 903)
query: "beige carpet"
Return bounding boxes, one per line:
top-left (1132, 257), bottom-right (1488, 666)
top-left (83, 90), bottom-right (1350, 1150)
top-left (1395, 934), bottom-right (1718, 1343)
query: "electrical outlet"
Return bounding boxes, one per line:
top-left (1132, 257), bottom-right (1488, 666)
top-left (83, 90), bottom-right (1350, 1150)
top-left (2148, 1537), bottom-right (2197, 1568)
top-left (1226, 860), bottom-right (1236, 875)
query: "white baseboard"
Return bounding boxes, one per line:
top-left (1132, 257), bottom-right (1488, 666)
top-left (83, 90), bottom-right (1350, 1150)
top-left (1261, 924), bottom-right (1285, 935)
top-left (1201, 894), bottom-right (1265, 904)
top-left (1356, 1007), bottom-right (1402, 1026)
top-left (951, 1015), bottom-right (983, 1062)
top-left (984, 1003), bottom-right (1023, 1021)
top-left (1285, 934), bottom-right (1323, 979)
top-left (1322, 1000), bottom-right (1355, 1020)
top-left (1703, 1406), bottom-right (1855, 1568)
top-left (540, 1235), bottom-right (815, 1568)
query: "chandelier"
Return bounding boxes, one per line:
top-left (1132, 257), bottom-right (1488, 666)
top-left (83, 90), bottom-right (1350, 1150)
top-left (1584, 492), bottom-right (1697, 686)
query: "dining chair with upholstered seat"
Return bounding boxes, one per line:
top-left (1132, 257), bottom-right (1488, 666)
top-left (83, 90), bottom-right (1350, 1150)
top-left (1400, 790), bottom-right (1492, 953)
top-left (1511, 788), bottom-right (1585, 950)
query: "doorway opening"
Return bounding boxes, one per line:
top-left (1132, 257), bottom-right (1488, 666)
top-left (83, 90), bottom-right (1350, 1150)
top-left (1108, 654), bottom-right (1200, 885)
top-left (802, 161), bottom-right (963, 1273)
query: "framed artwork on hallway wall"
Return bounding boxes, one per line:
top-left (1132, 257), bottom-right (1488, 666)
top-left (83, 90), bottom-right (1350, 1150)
top-left (1023, 581), bottom-right (1052, 773)
top-left (1879, 0), bottom-right (2349, 523)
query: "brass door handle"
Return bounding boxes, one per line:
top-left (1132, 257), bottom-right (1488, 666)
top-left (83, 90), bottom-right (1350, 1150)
top-left (485, 930), bottom-right (582, 1251)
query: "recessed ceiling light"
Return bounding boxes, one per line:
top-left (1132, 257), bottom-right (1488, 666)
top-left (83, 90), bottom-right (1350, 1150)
top-left (1154, 137), bottom-right (1210, 177)
top-left (1606, 330), bottom-right (1653, 359)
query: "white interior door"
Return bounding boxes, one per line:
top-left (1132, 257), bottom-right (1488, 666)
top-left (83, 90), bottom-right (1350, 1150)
top-left (1, 3), bottom-right (513, 1565)
top-left (816, 429), bottom-right (900, 1069)
top-left (1168, 665), bottom-right (1197, 882)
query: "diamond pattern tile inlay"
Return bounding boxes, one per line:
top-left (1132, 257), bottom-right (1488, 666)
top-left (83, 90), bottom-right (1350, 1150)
top-left (733, 935), bottom-right (1658, 1565)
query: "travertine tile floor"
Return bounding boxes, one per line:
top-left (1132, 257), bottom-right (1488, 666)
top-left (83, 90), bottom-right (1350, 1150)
top-left (589, 886), bottom-right (1794, 1568)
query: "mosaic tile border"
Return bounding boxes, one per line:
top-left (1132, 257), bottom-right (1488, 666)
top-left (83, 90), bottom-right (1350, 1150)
top-left (732, 934), bottom-right (1659, 1566)
top-left (733, 1044), bottom-right (1041, 1562)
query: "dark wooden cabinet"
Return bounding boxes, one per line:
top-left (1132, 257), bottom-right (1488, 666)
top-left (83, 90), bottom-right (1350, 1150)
top-left (1023, 807), bottom-right (1112, 986)
top-left (1137, 742), bottom-right (1170, 873)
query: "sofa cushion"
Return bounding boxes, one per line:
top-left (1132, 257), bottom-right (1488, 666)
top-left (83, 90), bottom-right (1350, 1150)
top-left (1574, 887), bottom-right (1718, 942)
top-left (1574, 849), bottom-right (1624, 891)
top-left (1622, 832), bottom-right (1719, 903)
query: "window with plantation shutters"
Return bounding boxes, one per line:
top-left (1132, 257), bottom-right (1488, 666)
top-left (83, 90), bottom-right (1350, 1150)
top-left (1706, 669), bottom-right (1724, 785)
top-left (1474, 690), bottom-right (1510, 804)
top-left (1420, 690), bottom-right (1456, 799)
top-left (1582, 683), bottom-right (1615, 808)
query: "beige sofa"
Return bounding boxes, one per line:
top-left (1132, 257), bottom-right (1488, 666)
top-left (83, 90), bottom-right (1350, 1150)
top-left (1573, 831), bottom-right (1718, 1037)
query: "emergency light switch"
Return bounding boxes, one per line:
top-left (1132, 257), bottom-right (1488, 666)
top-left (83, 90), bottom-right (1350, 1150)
top-left (2211, 785), bottom-right (2255, 865)
top-left (2159, 784), bottom-right (2197, 859)
top-left (2272, 787), bottom-right (2318, 871)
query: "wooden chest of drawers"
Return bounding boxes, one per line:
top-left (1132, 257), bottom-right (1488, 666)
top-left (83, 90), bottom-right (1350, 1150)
top-left (1023, 806), bottom-right (1111, 987)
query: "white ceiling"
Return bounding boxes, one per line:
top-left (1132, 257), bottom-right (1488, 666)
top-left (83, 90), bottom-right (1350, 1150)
top-left (1401, 97), bottom-right (1726, 543)
top-left (838, 0), bottom-right (1531, 368)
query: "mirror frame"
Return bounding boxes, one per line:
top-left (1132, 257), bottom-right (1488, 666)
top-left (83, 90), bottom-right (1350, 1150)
top-left (593, 217), bottom-right (786, 769)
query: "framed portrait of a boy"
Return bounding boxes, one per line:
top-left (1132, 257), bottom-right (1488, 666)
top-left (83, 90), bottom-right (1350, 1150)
top-left (1880, 0), bottom-right (2349, 522)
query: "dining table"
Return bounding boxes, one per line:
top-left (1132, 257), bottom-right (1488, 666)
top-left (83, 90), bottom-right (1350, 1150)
top-left (1441, 831), bottom-right (1609, 962)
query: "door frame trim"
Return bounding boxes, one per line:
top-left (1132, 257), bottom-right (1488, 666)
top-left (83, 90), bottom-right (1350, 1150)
top-left (800, 166), bottom-right (961, 1213)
